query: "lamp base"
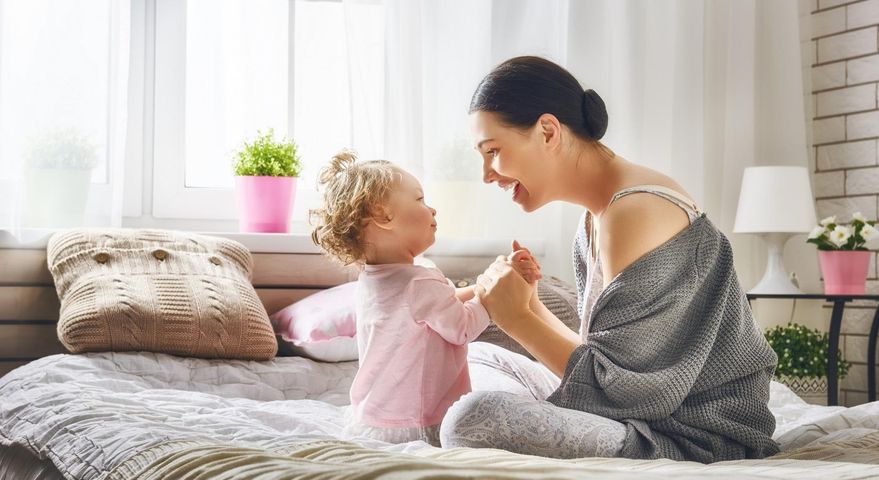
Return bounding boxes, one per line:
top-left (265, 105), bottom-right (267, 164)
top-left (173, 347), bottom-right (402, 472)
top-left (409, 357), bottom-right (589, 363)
top-left (747, 232), bottom-right (804, 295)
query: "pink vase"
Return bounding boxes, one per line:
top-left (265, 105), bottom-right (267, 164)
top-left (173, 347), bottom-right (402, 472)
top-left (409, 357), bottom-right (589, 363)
top-left (818, 250), bottom-right (871, 295)
top-left (235, 176), bottom-right (297, 233)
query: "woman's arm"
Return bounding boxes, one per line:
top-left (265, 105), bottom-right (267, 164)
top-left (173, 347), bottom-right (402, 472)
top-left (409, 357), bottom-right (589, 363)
top-left (502, 309), bottom-right (580, 378)
top-left (508, 241), bottom-right (581, 361)
top-left (476, 259), bottom-right (579, 377)
top-left (529, 293), bottom-right (582, 346)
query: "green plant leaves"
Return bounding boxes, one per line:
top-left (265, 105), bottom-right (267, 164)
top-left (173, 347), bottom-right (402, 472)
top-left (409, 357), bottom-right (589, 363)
top-left (232, 129), bottom-right (302, 177)
top-left (764, 322), bottom-right (850, 379)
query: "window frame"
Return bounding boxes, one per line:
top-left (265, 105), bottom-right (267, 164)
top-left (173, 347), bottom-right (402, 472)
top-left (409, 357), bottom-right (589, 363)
top-left (149, 0), bottom-right (300, 221)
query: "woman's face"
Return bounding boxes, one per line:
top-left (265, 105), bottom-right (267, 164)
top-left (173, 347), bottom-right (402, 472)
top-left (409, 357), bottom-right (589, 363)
top-left (471, 111), bottom-right (553, 212)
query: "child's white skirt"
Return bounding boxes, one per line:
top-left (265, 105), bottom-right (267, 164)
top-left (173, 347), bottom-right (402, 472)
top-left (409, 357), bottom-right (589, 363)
top-left (343, 408), bottom-right (441, 447)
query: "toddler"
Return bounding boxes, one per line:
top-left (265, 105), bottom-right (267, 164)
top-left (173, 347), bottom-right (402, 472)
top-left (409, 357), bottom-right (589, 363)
top-left (310, 150), bottom-right (541, 446)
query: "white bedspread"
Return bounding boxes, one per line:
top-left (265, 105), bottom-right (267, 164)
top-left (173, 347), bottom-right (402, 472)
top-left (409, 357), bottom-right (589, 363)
top-left (1, 348), bottom-right (878, 479)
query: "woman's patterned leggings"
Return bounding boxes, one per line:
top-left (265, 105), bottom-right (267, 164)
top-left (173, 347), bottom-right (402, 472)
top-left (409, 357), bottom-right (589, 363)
top-left (441, 342), bottom-right (627, 459)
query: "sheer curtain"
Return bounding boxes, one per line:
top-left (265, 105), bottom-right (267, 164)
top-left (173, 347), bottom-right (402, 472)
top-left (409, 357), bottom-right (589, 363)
top-left (345, 0), bottom-right (810, 284)
top-left (345, 0), bottom-right (576, 277)
top-left (0, 0), bottom-right (130, 243)
top-left (568, 0), bottom-right (811, 289)
top-left (0, 0), bottom-right (810, 285)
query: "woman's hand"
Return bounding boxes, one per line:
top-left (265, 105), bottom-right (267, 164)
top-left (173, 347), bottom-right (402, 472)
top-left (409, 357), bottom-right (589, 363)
top-left (475, 255), bottom-right (536, 334)
top-left (508, 240), bottom-right (543, 312)
top-left (476, 241), bottom-right (580, 377)
top-left (508, 240), bottom-right (542, 284)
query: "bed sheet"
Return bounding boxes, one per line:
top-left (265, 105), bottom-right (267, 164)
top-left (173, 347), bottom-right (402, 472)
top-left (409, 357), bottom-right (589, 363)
top-left (0, 346), bottom-right (877, 479)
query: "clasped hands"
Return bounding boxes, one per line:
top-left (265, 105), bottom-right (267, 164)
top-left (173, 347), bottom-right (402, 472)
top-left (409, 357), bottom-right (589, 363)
top-left (474, 240), bottom-right (542, 324)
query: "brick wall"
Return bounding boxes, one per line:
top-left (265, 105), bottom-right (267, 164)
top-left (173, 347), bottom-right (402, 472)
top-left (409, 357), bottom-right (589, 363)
top-left (810, 0), bottom-right (879, 406)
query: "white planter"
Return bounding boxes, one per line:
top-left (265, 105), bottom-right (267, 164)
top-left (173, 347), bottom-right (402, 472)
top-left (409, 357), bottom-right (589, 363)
top-left (775, 375), bottom-right (830, 406)
top-left (22, 168), bottom-right (91, 228)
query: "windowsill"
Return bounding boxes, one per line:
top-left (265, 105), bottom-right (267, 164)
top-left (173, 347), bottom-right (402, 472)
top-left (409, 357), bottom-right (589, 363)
top-left (0, 228), bottom-right (544, 257)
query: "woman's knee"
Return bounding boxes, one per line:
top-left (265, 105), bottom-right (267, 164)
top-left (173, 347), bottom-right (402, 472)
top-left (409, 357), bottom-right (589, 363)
top-left (440, 391), bottom-right (627, 458)
top-left (440, 391), bottom-right (509, 448)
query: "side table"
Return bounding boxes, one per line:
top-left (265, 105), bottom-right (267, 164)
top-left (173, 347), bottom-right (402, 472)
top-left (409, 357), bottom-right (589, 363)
top-left (746, 293), bottom-right (879, 406)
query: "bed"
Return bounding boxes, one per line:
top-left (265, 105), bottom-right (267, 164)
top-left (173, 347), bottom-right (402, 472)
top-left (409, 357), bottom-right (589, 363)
top-left (1, 241), bottom-right (879, 479)
top-left (1, 349), bottom-right (879, 479)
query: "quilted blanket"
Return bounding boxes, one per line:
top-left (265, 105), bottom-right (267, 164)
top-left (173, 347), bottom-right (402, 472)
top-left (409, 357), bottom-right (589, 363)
top-left (1, 350), bottom-right (879, 479)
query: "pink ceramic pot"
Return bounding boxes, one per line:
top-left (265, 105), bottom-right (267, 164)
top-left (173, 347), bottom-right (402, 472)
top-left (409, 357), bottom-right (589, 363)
top-left (235, 176), bottom-right (297, 233)
top-left (818, 250), bottom-right (871, 295)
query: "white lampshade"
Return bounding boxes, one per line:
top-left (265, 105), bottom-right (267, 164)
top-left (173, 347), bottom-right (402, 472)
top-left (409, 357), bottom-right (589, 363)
top-left (734, 166), bottom-right (816, 294)
top-left (734, 166), bottom-right (816, 233)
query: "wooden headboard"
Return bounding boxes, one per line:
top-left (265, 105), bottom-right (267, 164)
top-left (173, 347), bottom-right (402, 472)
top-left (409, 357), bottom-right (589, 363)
top-left (0, 247), bottom-right (495, 378)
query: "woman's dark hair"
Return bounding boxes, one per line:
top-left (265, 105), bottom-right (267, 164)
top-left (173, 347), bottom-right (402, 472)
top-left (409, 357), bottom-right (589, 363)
top-left (469, 56), bottom-right (608, 142)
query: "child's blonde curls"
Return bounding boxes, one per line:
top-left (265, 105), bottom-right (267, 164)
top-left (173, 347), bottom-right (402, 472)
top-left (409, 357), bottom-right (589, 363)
top-left (309, 150), bottom-right (399, 265)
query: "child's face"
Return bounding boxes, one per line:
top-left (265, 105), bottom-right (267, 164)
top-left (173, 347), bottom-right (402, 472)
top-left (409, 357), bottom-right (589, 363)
top-left (386, 169), bottom-right (438, 257)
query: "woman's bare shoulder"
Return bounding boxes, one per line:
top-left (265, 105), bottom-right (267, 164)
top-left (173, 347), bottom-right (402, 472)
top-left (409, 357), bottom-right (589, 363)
top-left (598, 193), bottom-right (691, 280)
top-left (616, 159), bottom-right (693, 197)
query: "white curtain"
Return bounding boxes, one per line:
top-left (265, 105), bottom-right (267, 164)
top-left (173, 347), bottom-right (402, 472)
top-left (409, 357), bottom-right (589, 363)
top-left (345, 0), bottom-right (811, 285)
top-left (345, 0), bottom-right (576, 278)
top-left (0, 0), bottom-right (810, 287)
top-left (0, 0), bottom-right (130, 243)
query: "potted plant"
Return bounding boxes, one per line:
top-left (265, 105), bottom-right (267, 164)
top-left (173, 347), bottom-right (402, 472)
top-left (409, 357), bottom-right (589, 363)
top-left (23, 128), bottom-right (99, 228)
top-left (765, 322), bottom-right (850, 405)
top-left (232, 129), bottom-right (302, 233)
top-left (807, 213), bottom-right (877, 295)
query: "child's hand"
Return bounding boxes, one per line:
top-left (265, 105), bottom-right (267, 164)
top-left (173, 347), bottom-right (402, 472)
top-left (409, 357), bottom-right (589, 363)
top-left (509, 240), bottom-right (542, 284)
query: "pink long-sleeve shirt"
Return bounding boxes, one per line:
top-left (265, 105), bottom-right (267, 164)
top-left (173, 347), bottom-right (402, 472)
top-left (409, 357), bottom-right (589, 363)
top-left (350, 263), bottom-right (490, 429)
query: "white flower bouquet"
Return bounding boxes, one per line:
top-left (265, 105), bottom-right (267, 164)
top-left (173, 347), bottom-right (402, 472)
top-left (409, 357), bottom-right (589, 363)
top-left (807, 212), bottom-right (877, 250)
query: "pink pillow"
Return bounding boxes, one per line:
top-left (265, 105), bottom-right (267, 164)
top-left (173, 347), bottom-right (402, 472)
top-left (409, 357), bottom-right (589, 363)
top-left (270, 282), bottom-right (358, 362)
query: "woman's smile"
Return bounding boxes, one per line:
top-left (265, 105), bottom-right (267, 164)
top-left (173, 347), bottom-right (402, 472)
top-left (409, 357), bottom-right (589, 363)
top-left (499, 179), bottom-right (519, 198)
top-left (498, 178), bottom-right (532, 206)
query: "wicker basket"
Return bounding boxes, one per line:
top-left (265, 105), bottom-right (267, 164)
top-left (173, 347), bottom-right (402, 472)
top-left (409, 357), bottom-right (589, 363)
top-left (775, 375), bottom-right (829, 406)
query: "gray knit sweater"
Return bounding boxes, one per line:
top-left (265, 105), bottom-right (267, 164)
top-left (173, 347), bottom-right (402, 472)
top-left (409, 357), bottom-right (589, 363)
top-left (546, 215), bottom-right (780, 462)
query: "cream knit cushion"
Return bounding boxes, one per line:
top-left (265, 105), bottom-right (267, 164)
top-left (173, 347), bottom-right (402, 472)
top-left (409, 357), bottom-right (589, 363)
top-left (47, 229), bottom-right (277, 360)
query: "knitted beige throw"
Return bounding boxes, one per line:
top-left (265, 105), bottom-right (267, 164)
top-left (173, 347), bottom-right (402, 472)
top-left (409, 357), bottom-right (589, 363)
top-left (47, 229), bottom-right (277, 360)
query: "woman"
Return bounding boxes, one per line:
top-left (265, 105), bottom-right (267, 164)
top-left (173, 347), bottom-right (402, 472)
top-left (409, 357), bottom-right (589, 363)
top-left (439, 56), bottom-right (780, 463)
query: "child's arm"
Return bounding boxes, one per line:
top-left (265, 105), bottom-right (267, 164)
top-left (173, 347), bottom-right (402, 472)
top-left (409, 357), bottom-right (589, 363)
top-left (455, 285), bottom-right (476, 302)
top-left (411, 278), bottom-right (489, 345)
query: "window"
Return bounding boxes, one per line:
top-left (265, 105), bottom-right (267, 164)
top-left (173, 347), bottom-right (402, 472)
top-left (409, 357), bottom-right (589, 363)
top-left (0, 0), bottom-right (114, 184)
top-left (0, 0), bottom-right (129, 228)
top-left (152, 0), bottom-right (383, 224)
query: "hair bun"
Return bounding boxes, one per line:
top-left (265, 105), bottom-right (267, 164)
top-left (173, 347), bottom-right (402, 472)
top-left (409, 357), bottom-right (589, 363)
top-left (329, 150), bottom-right (357, 173)
top-left (581, 89), bottom-right (608, 140)
top-left (320, 149), bottom-right (357, 185)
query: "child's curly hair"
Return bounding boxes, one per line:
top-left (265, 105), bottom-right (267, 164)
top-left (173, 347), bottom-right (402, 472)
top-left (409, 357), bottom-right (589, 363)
top-left (309, 150), bottom-right (399, 265)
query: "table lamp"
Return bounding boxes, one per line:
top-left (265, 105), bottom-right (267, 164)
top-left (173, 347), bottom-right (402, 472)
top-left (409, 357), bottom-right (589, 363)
top-left (733, 166), bottom-right (816, 294)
